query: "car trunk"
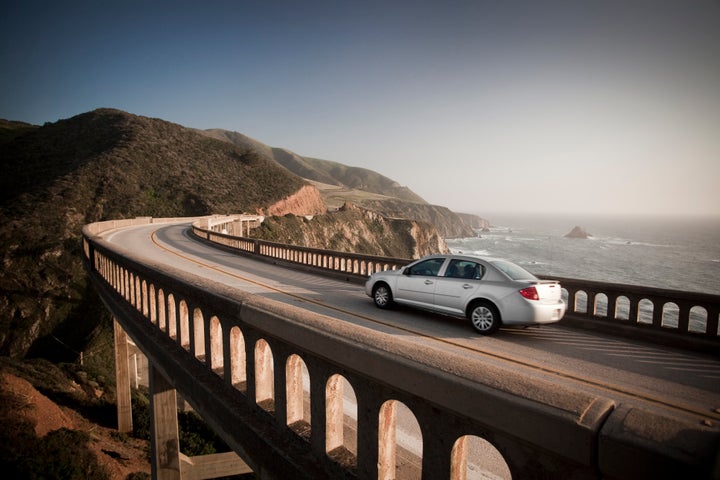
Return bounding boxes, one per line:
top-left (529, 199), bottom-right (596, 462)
top-left (534, 281), bottom-right (563, 302)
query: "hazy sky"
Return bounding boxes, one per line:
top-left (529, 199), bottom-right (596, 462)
top-left (2, 1), bottom-right (719, 217)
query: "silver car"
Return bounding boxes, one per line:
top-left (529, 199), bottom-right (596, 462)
top-left (365, 254), bottom-right (565, 335)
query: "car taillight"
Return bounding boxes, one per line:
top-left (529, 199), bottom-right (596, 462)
top-left (519, 286), bottom-right (539, 301)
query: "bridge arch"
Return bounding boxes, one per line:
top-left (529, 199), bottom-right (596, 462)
top-left (574, 290), bottom-right (588, 313)
top-left (615, 295), bottom-right (630, 320)
top-left (286, 354), bottom-right (310, 436)
top-left (167, 293), bottom-right (177, 339)
top-left (594, 293), bottom-right (608, 317)
top-left (229, 326), bottom-right (246, 391)
top-left (193, 307), bottom-right (205, 358)
top-left (690, 306), bottom-right (708, 333)
top-left (638, 298), bottom-right (654, 324)
top-left (157, 289), bottom-right (166, 331)
top-left (179, 300), bottom-right (190, 349)
top-left (209, 315), bottom-right (223, 375)
top-left (450, 435), bottom-right (511, 480)
top-left (662, 302), bottom-right (680, 328)
top-left (325, 374), bottom-right (357, 463)
top-left (379, 399), bottom-right (422, 479)
top-left (149, 283), bottom-right (156, 324)
top-left (255, 338), bottom-right (275, 412)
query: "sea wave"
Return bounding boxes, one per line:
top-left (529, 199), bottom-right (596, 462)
top-left (449, 247), bottom-right (492, 256)
top-left (599, 237), bottom-right (672, 248)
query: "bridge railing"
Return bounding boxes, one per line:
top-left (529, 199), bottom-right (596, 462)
top-left (83, 218), bottom-right (720, 479)
top-left (192, 222), bottom-right (720, 352)
top-left (191, 223), bottom-right (409, 277)
top-left (549, 276), bottom-right (720, 351)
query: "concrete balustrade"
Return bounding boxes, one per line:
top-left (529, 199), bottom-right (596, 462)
top-left (83, 217), bottom-right (720, 479)
top-left (552, 277), bottom-right (720, 353)
top-left (192, 224), bottom-right (408, 279)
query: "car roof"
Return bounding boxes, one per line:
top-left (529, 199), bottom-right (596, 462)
top-left (421, 253), bottom-right (504, 263)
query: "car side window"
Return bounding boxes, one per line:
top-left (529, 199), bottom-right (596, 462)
top-left (445, 260), bottom-right (484, 279)
top-left (407, 258), bottom-right (445, 277)
top-left (444, 259), bottom-right (463, 278)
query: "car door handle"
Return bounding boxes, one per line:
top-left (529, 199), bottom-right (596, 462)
top-left (462, 284), bottom-right (474, 289)
top-left (424, 280), bottom-right (434, 285)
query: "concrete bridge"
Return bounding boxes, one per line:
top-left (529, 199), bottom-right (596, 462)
top-left (82, 215), bottom-right (720, 479)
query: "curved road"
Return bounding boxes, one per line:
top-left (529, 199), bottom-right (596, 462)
top-left (103, 222), bottom-right (720, 427)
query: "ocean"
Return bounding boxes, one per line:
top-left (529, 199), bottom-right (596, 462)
top-left (446, 214), bottom-right (720, 296)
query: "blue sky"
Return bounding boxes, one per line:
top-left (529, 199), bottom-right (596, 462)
top-left (2, 1), bottom-right (719, 217)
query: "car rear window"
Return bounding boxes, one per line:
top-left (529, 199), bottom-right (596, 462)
top-left (490, 260), bottom-right (537, 281)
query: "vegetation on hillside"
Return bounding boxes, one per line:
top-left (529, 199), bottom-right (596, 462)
top-left (0, 119), bottom-right (37, 145)
top-left (201, 127), bottom-right (427, 203)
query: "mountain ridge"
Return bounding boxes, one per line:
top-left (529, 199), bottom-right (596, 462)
top-left (201, 128), bottom-right (428, 204)
top-left (200, 127), bottom-right (487, 237)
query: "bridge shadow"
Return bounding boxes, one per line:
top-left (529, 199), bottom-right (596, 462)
top-left (498, 326), bottom-right (720, 392)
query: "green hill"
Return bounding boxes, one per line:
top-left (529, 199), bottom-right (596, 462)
top-left (202, 128), bottom-right (426, 203)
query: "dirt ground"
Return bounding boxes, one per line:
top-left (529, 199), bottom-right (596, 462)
top-left (2, 371), bottom-right (150, 479)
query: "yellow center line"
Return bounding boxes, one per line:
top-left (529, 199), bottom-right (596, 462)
top-left (150, 228), bottom-right (719, 423)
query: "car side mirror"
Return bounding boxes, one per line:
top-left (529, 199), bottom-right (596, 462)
top-left (402, 268), bottom-right (412, 276)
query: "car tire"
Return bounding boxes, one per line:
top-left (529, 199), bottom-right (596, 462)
top-left (469, 301), bottom-right (501, 335)
top-left (372, 283), bottom-right (393, 309)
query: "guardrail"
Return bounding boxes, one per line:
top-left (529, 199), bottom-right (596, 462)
top-left (191, 222), bottom-right (720, 353)
top-left (191, 223), bottom-right (409, 278)
top-left (552, 277), bottom-right (720, 352)
top-left (84, 217), bottom-right (720, 479)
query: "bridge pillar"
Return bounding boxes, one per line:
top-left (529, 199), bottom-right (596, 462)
top-left (113, 318), bottom-right (133, 433)
top-left (149, 364), bottom-right (181, 480)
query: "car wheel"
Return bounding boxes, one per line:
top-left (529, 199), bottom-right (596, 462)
top-left (469, 301), bottom-right (501, 335)
top-left (372, 283), bottom-right (393, 309)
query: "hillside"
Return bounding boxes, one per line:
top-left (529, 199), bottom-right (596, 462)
top-left (0, 108), bottom-right (312, 359)
top-left (202, 128), bottom-right (425, 203)
top-left (1, 109), bottom-right (308, 216)
top-left (0, 119), bottom-right (37, 145)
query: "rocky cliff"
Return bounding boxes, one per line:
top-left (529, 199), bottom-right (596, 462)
top-left (358, 198), bottom-right (477, 239)
top-left (456, 212), bottom-right (491, 231)
top-left (249, 203), bottom-right (449, 259)
top-left (264, 184), bottom-right (327, 216)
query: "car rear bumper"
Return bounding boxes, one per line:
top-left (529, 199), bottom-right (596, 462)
top-left (502, 300), bottom-right (566, 326)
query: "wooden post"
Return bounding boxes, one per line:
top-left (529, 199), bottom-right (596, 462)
top-left (113, 318), bottom-right (133, 433)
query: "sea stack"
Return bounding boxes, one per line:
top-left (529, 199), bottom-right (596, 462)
top-left (565, 226), bottom-right (591, 239)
